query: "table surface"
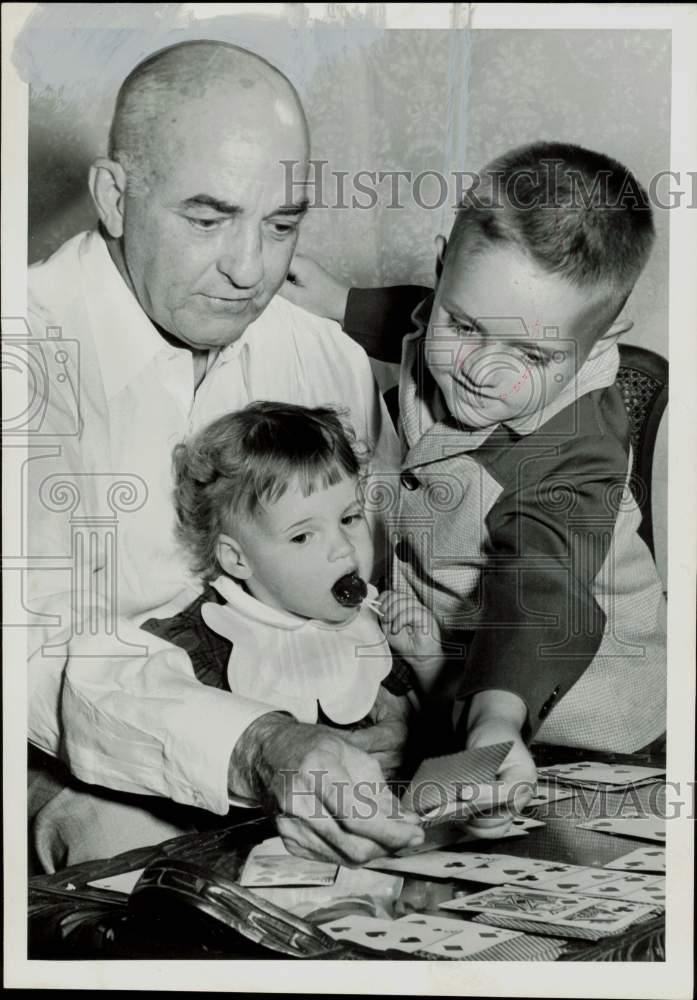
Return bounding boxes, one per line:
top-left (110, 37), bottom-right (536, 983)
top-left (28, 744), bottom-right (667, 961)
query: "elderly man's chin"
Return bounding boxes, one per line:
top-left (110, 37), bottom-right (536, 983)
top-left (172, 293), bottom-right (266, 349)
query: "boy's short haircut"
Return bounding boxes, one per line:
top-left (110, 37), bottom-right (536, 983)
top-left (451, 141), bottom-right (655, 312)
top-left (172, 401), bottom-right (365, 580)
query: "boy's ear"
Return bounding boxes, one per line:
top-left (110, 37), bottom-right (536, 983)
top-left (434, 235), bottom-right (448, 284)
top-left (89, 157), bottom-right (128, 239)
top-left (216, 534), bottom-right (253, 580)
top-left (586, 316), bottom-right (634, 360)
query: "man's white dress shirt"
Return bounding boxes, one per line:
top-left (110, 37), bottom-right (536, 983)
top-left (26, 230), bottom-right (400, 815)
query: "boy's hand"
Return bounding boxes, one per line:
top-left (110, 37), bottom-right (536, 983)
top-left (281, 252), bottom-right (350, 325)
top-left (379, 590), bottom-right (444, 683)
top-left (460, 690), bottom-right (537, 838)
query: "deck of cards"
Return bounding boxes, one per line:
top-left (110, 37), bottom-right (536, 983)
top-left (537, 761), bottom-right (665, 790)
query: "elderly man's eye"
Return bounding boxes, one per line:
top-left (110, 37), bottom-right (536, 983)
top-left (269, 221), bottom-right (298, 238)
top-left (186, 217), bottom-right (223, 231)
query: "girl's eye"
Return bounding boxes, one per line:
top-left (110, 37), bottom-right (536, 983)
top-left (342, 512), bottom-right (364, 526)
top-left (290, 532), bottom-right (310, 545)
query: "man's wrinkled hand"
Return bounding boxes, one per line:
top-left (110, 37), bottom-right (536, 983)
top-left (231, 713), bottom-right (424, 865)
top-left (341, 685), bottom-right (412, 779)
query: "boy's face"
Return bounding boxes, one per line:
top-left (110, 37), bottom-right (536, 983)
top-left (225, 474), bottom-right (374, 624)
top-left (426, 239), bottom-right (616, 431)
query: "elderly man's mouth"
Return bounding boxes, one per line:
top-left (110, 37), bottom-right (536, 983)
top-left (201, 294), bottom-right (254, 314)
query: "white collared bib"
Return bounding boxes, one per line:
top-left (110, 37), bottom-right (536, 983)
top-left (201, 577), bottom-right (393, 725)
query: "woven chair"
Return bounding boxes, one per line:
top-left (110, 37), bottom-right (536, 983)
top-left (616, 345), bottom-right (668, 560)
top-left (383, 344), bottom-right (668, 560)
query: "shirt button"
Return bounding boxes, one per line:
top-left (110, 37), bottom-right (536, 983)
top-left (400, 471), bottom-right (420, 491)
top-left (538, 686), bottom-right (561, 720)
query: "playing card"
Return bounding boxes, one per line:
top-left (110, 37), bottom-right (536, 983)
top-left (423, 931), bottom-right (565, 961)
top-left (412, 920), bottom-right (522, 958)
top-left (454, 854), bottom-right (555, 886)
top-left (527, 786), bottom-right (576, 807)
top-left (319, 916), bottom-right (401, 952)
top-left (440, 885), bottom-right (583, 920)
top-left (87, 868), bottom-right (146, 894)
top-left (239, 853), bottom-right (338, 887)
top-left (576, 872), bottom-right (664, 901)
top-left (537, 761), bottom-right (665, 788)
top-left (577, 817), bottom-right (666, 842)
top-left (517, 865), bottom-right (618, 893)
top-left (624, 881), bottom-right (666, 906)
top-left (401, 742), bottom-right (513, 814)
top-left (604, 845), bottom-right (666, 873)
top-left (364, 850), bottom-right (487, 879)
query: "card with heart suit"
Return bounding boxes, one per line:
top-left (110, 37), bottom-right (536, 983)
top-left (604, 845), bottom-right (666, 873)
top-left (537, 761), bottom-right (665, 788)
top-left (577, 816), bottom-right (666, 842)
top-left (452, 854), bottom-right (559, 886)
top-left (401, 742), bottom-right (513, 815)
top-left (513, 864), bottom-right (618, 893)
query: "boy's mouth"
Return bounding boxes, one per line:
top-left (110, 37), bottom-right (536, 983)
top-left (331, 570), bottom-right (368, 607)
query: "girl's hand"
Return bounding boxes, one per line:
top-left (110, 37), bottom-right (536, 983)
top-left (379, 589), bottom-right (444, 674)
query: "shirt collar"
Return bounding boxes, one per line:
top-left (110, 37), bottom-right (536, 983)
top-left (79, 230), bottom-right (196, 401)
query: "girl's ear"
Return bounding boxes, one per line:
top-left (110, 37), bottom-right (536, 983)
top-left (434, 234), bottom-right (448, 283)
top-left (216, 534), bottom-right (253, 580)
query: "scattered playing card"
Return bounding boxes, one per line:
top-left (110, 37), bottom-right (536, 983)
top-left (577, 817), bottom-right (666, 842)
top-left (441, 885), bottom-right (583, 920)
top-left (624, 880), bottom-right (666, 906)
top-left (604, 846), bottom-right (666, 873)
top-left (527, 786), bottom-right (576, 807)
top-left (319, 915), bottom-right (452, 954)
top-left (416, 921), bottom-right (522, 958)
top-left (575, 872), bottom-right (664, 901)
top-left (239, 853), bottom-right (338, 887)
top-left (519, 865), bottom-right (618, 893)
top-left (401, 742), bottom-right (513, 814)
top-left (454, 854), bottom-right (555, 886)
top-left (537, 761), bottom-right (665, 789)
top-left (87, 868), bottom-right (146, 894)
top-left (365, 850), bottom-right (486, 879)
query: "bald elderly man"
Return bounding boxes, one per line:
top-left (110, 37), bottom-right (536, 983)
top-left (27, 40), bottom-right (425, 870)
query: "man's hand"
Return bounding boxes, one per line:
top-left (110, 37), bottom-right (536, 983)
top-left (460, 690), bottom-right (537, 838)
top-left (379, 590), bottom-right (444, 691)
top-left (230, 712), bottom-right (424, 864)
top-left (341, 685), bottom-right (412, 779)
top-left (280, 252), bottom-right (350, 325)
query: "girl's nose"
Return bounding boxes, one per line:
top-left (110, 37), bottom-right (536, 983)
top-left (328, 529), bottom-right (355, 562)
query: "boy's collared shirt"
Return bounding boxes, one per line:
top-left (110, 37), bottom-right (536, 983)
top-left (350, 288), bottom-right (666, 752)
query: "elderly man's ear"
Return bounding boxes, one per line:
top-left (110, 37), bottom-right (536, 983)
top-left (89, 158), bottom-right (128, 239)
top-left (216, 535), bottom-right (253, 581)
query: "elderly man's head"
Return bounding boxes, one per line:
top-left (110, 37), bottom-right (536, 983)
top-left (90, 41), bottom-right (310, 349)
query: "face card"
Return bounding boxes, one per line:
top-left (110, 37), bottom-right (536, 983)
top-left (577, 817), bottom-right (666, 842)
top-left (537, 761), bottom-right (665, 788)
top-left (239, 853), bottom-right (338, 887)
top-left (440, 885), bottom-right (582, 920)
top-left (604, 845), bottom-right (666, 873)
top-left (401, 742), bottom-right (513, 814)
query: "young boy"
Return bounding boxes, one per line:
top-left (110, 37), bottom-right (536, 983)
top-left (285, 142), bottom-right (667, 757)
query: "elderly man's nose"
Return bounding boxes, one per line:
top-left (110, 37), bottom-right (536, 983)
top-left (217, 226), bottom-right (264, 289)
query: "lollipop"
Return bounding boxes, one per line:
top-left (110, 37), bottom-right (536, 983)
top-left (332, 571), bottom-right (368, 607)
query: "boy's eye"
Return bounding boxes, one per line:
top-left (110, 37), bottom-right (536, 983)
top-left (523, 352), bottom-right (551, 367)
top-left (290, 532), bottom-right (311, 544)
top-left (451, 319), bottom-right (476, 336)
